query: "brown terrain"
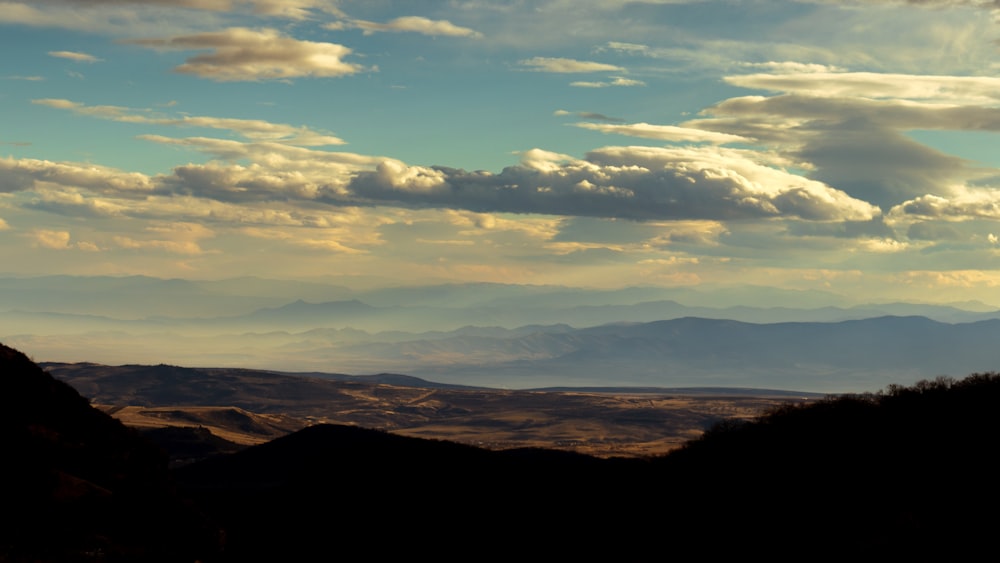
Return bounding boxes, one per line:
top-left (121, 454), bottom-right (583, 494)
top-left (44, 361), bottom-right (820, 458)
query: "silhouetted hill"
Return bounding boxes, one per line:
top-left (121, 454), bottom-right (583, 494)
top-left (140, 426), bottom-right (246, 467)
top-left (174, 423), bottom-right (639, 561)
top-left (6, 341), bottom-right (1000, 560)
top-left (0, 343), bottom-right (221, 562)
top-left (174, 372), bottom-right (1000, 560)
top-left (655, 373), bottom-right (1000, 559)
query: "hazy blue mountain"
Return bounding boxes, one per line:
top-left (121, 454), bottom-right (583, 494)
top-left (5, 274), bottom-right (1000, 393)
top-left (338, 316), bottom-right (1000, 392)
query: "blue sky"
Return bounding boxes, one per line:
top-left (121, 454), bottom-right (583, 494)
top-left (3, 0), bottom-right (1000, 305)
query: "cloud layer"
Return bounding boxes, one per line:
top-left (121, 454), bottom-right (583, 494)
top-left (126, 28), bottom-right (365, 81)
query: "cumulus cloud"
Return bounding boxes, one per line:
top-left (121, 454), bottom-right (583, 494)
top-left (33, 98), bottom-right (346, 145)
top-left (342, 145), bottom-right (879, 222)
top-left (331, 16), bottom-right (482, 37)
top-left (574, 122), bottom-right (751, 144)
top-left (0, 156), bottom-right (153, 195)
top-left (684, 71), bottom-right (1000, 209)
top-left (48, 50), bottom-right (102, 63)
top-left (890, 191), bottom-right (1000, 220)
top-left (518, 57), bottom-right (623, 73)
top-left (125, 27), bottom-right (366, 82)
top-left (11, 137), bottom-right (870, 224)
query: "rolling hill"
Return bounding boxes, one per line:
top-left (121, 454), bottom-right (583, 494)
top-left (4, 341), bottom-right (1000, 560)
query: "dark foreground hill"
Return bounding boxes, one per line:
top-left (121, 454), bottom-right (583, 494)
top-left (0, 343), bottom-right (222, 562)
top-left (4, 341), bottom-right (1000, 561)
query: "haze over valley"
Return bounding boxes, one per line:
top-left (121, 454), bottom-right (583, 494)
top-left (4, 274), bottom-right (1000, 393)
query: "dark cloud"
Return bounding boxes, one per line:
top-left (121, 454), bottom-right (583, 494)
top-left (796, 121), bottom-right (967, 210)
top-left (339, 147), bottom-right (878, 222)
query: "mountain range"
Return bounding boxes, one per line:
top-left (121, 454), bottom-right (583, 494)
top-left (4, 274), bottom-right (1000, 392)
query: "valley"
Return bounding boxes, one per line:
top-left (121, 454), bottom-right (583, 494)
top-left (44, 361), bottom-right (819, 458)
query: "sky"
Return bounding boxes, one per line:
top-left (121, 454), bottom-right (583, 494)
top-left (3, 0), bottom-right (1000, 305)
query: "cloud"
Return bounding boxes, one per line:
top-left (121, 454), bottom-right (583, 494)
top-left (155, 160), bottom-right (352, 203)
top-left (12, 136), bottom-right (873, 224)
top-left (7, 0), bottom-right (337, 19)
top-left (0, 1), bottom-right (229, 34)
top-left (740, 61), bottom-right (845, 74)
top-left (138, 135), bottom-right (379, 171)
top-left (554, 110), bottom-right (625, 123)
top-left (906, 221), bottom-right (963, 241)
top-left (28, 229), bottom-right (72, 249)
top-left (815, 0), bottom-right (1000, 9)
top-left (48, 50), bottom-right (102, 63)
top-left (342, 146), bottom-right (880, 222)
top-left (33, 98), bottom-right (346, 146)
top-left (3, 75), bottom-right (44, 81)
top-left (725, 72), bottom-right (1000, 105)
top-left (125, 27), bottom-right (366, 82)
top-left (573, 122), bottom-right (751, 144)
top-left (570, 76), bottom-right (646, 88)
top-left (24, 188), bottom-right (127, 218)
top-left (890, 191), bottom-right (1000, 220)
top-left (112, 221), bottom-right (214, 255)
top-left (0, 156), bottom-right (153, 195)
top-left (518, 57), bottom-right (624, 73)
top-left (684, 71), bottom-right (1000, 209)
top-left (332, 16), bottom-right (483, 38)
top-left (600, 41), bottom-right (653, 56)
top-left (0, 218), bottom-right (9, 230)
top-left (29, 0), bottom-right (232, 8)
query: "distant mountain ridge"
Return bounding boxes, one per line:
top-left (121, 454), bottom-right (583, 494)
top-left (6, 274), bottom-right (1000, 392)
top-left (14, 314), bottom-right (1000, 393)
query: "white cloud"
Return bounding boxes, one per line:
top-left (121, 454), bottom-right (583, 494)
top-left (125, 27), bottom-right (366, 82)
top-left (740, 61), bottom-right (844, 74)
top-left (518, 57), bottom-right (623, 73)
top-left (28, 229), bottom-right (72, 249)
top-left (684, 70), bottom-right (1000, 209)
top-left (344, 145), bottom-right (880, 222)
top-left (0, 1), bottom-right (228, 34)
top-left (6, 0), bottom-right (338, 19)
top-left (334, 16), bottom-right (483, 38)
top-left (726, 72), bottom-right (1000, 105)
top-left (48, 50), bottom-right (102, 63)
top-left (570, 76), bottom-right (646, 88)
top-left (0, 156), bottom-right (153, 195)
top-left (890, 191), bottom-right (1000, 220)
top-left (574, 122), bottom-right (750, 144)
top-left (5, 137), bottom-right (873, 224)
top-left (33, 98), bottom-right (346, 146)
